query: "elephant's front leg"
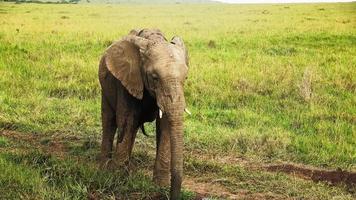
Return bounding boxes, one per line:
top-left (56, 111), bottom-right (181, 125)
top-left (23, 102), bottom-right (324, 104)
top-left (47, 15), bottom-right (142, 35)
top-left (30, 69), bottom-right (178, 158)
top-left (153, 115), bottom-right (171, 186)
top-left (114, 117), bottom-right (138, 167)
top-left (100, 94), bottom-right (117, 167)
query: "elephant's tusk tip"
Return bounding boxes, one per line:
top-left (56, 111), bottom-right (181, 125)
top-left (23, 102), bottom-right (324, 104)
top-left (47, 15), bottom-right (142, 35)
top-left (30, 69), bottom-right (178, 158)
top-left (159, 109), bottom-right (163, 118)
top-left (184, 108), bottom-right (191, 115)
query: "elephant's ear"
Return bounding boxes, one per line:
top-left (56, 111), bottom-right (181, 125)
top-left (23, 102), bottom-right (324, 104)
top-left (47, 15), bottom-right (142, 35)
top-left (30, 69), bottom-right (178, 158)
top-left (105, 40), bottom-right (143, 99)
top-left (128, 29), bottom-right (142, 36)
top-left (171, 36), bottom-right (189, 66)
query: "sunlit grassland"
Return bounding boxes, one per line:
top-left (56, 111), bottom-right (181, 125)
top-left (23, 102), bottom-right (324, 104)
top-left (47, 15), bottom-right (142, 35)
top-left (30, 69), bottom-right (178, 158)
top-left (0, 2), bottom-right (355, 199)
top-left (1, 1), bottom-right (355, 167)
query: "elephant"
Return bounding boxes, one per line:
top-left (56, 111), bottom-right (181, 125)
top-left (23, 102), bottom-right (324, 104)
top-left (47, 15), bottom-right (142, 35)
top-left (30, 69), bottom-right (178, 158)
top-left (98, 28), bottom-right (189, 199)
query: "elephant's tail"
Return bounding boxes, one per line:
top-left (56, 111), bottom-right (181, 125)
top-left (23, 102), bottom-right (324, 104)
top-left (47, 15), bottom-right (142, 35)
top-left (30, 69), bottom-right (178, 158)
top-left (140, 124), bottom-right (150, 137)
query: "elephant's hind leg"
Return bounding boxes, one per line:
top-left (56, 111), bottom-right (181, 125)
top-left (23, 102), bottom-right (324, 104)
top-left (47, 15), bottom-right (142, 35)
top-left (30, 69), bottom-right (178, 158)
top-left (114, 115), bottom-right (139, 168)
top-left (100, 93), bottom-right (117, 167)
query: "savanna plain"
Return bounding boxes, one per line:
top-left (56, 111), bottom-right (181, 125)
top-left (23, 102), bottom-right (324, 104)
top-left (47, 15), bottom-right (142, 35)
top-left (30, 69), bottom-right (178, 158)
top-left (0, 1), bottom-right (355, 199)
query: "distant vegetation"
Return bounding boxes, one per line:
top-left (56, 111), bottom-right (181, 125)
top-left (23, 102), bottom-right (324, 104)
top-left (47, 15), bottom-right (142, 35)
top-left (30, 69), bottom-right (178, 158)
top-left (88, 0), bottom-right (215, 4)
top-left (3, 0), bottom-right (80, 4)
top-left (2, 0), bottom-right (215, 4)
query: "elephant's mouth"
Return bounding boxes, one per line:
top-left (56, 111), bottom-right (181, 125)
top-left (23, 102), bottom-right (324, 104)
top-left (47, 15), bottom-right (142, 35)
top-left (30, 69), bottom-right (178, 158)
top-left (155, 85), bottom-right (190, 119)
top-left (156, 103), bottom-right (191, 119)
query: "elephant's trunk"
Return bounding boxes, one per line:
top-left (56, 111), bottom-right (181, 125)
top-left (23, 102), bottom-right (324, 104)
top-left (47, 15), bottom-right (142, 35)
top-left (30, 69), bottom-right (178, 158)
top-left (159, 80), bottom-right (185, 200)
top-left (167, 106), bottom-right (184, 200)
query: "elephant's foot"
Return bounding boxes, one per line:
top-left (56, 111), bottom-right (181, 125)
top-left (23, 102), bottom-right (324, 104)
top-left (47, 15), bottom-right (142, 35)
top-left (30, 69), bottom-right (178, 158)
top-left (153, 169), bottom-right (170, 187)
top-left (115, 150), bottom-right (130, 165)
top-left (99, 157), bottom-right (115, 170)
top-left (112, 150), bottom-right (131, 173)
top-left (112, 159), bottom-right (130, 170)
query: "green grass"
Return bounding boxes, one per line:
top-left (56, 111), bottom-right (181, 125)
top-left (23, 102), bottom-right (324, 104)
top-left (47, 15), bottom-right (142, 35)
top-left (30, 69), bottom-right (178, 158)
top-left (0, 2), bottom-right (355, 199)
top-left (0, 136), bottom-right (9, 147)
top-left (0, 134), bottom-right (354, 199)
top-left (0, 151), bottom-right (160, 199)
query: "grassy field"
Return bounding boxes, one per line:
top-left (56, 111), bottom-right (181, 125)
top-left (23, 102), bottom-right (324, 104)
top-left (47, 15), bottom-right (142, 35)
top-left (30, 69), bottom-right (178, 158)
top-left (0, 2), bottom-right (355, 199)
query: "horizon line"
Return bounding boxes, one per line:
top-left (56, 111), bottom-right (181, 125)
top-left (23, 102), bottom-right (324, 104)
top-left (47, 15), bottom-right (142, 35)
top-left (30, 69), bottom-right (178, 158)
top-left (212, 0), bottom-right (355, 4)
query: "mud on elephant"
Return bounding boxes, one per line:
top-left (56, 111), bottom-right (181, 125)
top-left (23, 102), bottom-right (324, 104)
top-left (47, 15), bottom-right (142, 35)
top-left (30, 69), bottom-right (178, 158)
top-left (98, 28), bottom-right (189, 199)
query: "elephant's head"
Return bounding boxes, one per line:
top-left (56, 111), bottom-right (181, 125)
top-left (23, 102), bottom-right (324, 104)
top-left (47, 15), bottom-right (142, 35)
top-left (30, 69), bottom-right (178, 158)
top-left (104, 29), bottom-right (188, 199)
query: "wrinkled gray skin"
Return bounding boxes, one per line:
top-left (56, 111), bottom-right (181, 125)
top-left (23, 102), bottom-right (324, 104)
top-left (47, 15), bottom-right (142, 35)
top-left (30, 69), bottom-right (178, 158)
top-left (98, 28), bottom-right (188, 199)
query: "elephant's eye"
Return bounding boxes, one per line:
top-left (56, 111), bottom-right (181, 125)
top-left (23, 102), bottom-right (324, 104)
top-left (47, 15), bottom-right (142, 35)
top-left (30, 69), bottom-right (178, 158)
top-left (152, 73), bottom-right (159, 81)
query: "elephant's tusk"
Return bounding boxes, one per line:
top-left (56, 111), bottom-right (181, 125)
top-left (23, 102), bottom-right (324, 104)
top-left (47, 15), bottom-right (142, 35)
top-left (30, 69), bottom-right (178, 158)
top-left (184, 108), bottom-right (191, 115)
top-left (159, 109), bottom-right (163, 118)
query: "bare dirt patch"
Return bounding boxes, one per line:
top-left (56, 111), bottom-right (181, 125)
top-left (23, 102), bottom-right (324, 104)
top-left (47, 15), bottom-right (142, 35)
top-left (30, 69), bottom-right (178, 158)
top-left (187, 148), bottom-right (356, 193)
top-left (266, 164), bottom-right (356, 187)
top-left (184, 176), bottom-right (286, 200)
top-left (1, 130), bottom-right (37, 142)
top-left (147, 176), bottom-right (281, 200)
top-left (184, 177), bottom-right (241, 199)
top-left (0, 130), bottom-right (73, 158)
